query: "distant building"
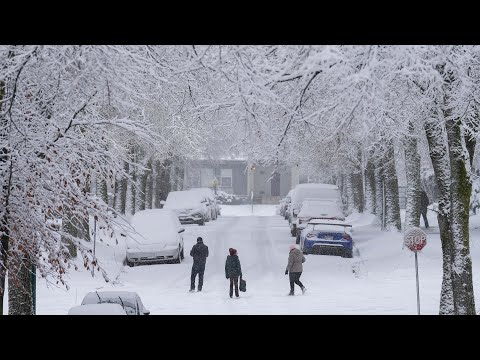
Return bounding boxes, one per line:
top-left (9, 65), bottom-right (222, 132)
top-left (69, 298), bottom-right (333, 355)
top-left (184, 159), bottom-right (294, 204)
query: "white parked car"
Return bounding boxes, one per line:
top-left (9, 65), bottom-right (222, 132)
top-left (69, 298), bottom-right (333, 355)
top-left (288, 184), bottom-right (342, 237)
top-left (163, 190), bottom-right (210, 225)
top-left (126, 209), bottom-right (185, 266)
top-left (79, 291), bottom-right (150, 315)
top-left (189, 187), bottom-right (220, 220)
top-left (68, 303), bottom-right (127, 315)
top-left (295, 199), bottom-right (345, 243)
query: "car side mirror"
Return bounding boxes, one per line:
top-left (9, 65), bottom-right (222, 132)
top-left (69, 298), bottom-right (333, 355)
top-left (143, 310), bottom-right (150, 315)
top-left (178, 228), bottom-right (185, 233)
top-left (120, 233), bottom-right (126, 237)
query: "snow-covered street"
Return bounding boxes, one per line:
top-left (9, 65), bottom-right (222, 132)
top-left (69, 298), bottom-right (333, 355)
top-left (14, 205), bottom-right (479, 315)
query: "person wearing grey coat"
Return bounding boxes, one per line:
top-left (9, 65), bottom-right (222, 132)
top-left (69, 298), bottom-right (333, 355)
top-left (285, 244), bottom-right (306, 295)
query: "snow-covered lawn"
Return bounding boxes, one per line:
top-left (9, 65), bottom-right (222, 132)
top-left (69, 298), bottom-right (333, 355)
top-left (5, 205), bottom-right (480, 314)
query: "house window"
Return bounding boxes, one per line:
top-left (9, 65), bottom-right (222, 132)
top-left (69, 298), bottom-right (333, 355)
top-left (220, 169), bottom-right (232, 188)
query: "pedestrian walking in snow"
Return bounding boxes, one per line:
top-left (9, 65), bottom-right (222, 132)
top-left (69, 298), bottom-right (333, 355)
top-left (225, 248), bottom-right (242, 298)
top-left (285, 244), bottom-right (306, 296)
top-left (190, 237), bottom-right (209, 292)
top-left (420, 190), bottom-right (430, 229)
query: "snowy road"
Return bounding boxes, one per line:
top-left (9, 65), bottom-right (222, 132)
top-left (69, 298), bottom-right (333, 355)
top-left (14, 205), bottom-right (480, 314)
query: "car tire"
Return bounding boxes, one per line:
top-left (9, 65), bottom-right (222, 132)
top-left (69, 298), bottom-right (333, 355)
top-left (126, 259), bottom-right (134, 267)
top-left (343, 249), bottom-right (353, 258)
top-left (174, 248), bottom-right (182, 264)
top-left (180, 248), bottom-right (184, 260)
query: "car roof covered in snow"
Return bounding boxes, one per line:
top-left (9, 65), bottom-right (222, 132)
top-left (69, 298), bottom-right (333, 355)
top-left (164, 190), bottom-right (205, 209)
top-left (68, 303), bottom-right (127, 315)
top-left (129, 209), bottom-right (181, 246)
top-left (291, 183), bottom-right (340, 206)
top-left (298, 199), bottom-right (344, 219)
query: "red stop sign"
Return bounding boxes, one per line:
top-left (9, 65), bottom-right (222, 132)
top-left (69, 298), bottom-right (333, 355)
top-left (404, 228), bottom-right (427, 252)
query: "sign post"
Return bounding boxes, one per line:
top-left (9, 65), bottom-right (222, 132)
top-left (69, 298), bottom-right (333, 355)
top-left (403, 227), bottom-right (427, 315)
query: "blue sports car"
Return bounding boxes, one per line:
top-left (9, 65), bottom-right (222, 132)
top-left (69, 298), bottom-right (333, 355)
top-left (299, 219), bottom-right (353, 258)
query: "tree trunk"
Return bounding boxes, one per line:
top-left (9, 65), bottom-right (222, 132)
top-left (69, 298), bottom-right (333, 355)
top-left (351, 172), bottom-right (364, 213)
top-left (119, 161), bottom-right (129, 214)
top-left (146, 160), bottom-right (154, 210)
top-left (404, 122), bottom-right (422, 230)
top-left (445, 114), bottom-right (475, 315)
top-left (98, 178), bottom-right (108, 205)
top-left (374, 158), bottom-right (384, 225)
top-left (126, 147), bottom-right (136, 215)
top-left (158, 159), bottom-right (172, 202)
top-left (151, 160), bottom-right (159, 208)
top-left (365, 157), bottom-right (376, 214)
top-left (0, 79), bottom-right (9, 315)
top-left (383, 143), bottom-right (401, 231)
top-left (424, 111), bottom-right (454, 315)
top-left (345, 174), bottom-right (355, 214)
top-left (138, 161), bottom-right (150, 211)
top-left (8, 254), bottom-right (34, 315)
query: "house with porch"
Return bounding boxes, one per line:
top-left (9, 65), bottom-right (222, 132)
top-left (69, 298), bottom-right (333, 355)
top-left (183, 158), bottom-right (297, 204)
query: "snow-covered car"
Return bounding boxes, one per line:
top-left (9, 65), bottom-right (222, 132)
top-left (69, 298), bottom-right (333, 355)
top-left (299, 219), bottom-right (353, 258)
top-left (189, 187), bottom-right (220, 220)
top-left (80, 291), bottom-right (150, 315)
top-left (295, 199), bottom-right (345, 243)
top-left (68, 303), bottom-right (127, 315)
top-left (288, 184), bottom-right (341, 237)
top-left (126, 209), bottom-right (185, 266)
top-left (163, 190), bottom-right (210, 225)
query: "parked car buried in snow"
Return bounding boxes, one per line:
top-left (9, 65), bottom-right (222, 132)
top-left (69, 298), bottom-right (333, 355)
top-left (189, 187), bottom-right (220, 220)
top-left (163, 190), bottom-right (210, 225)
top-left (80, 291), bottom-right (150, 315)
top-left (295, 198), bottom-right (345, 244)
top-left (126, 209), bottom-right (185, 266)
top-left (299, 219), bottom-right (353, 258)
top-left (288, 183), bottom-right (342, 237)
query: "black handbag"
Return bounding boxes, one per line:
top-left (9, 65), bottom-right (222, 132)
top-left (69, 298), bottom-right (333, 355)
top-left (239, 277), bottom-right (246, 292)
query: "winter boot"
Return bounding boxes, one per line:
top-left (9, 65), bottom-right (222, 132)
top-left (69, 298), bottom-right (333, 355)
top-left (288, 291), bottom-right (294, 296)
top-left (301, 287), bottom-right (307, 294)
top-left (189, 288), bottom-right (195, 293)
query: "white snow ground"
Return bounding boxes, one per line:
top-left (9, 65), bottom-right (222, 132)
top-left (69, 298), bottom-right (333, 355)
top-left (4, 205), bottom-right (480, 314)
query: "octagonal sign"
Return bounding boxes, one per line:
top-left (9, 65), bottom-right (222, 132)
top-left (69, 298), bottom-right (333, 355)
top-left (404, 227), bottom-right (427, 251)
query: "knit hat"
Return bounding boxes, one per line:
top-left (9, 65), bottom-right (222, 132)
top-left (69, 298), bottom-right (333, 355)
top-left (229, 248), bottom-right (236, 256)
top-left (289, 244), bottom-right (297, 251)
top-left (197, 237), bottom-right (203, 242)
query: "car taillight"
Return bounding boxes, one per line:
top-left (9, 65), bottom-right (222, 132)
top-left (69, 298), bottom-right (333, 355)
top-left (342, 233), bottom-right (352, 241)
top-left (306, 233), bottom-right (316, 239)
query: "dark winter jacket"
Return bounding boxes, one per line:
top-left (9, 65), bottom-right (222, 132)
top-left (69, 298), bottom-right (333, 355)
top-left (225, 255), bottom-right (242, 278)
top-left (286, 248), bottom-right (305, 273)
top-left (420, 191), bottom-right (430, 212)
top-left (190, 242), bottom-right (209, 267)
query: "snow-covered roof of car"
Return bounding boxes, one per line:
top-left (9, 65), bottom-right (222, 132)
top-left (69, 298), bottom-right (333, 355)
top-left (298, 199), bottom-right (344, 220)
top-left (128, 209), bottom-right (181, 246)
top-left (68, 303), bottom-right (127, 315)
top-left (164, 190), bottom-right (205, 209)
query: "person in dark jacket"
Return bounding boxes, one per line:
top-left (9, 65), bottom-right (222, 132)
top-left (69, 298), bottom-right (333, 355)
top-left (420, 190), bottom-right (430, 229)
top-left (225, 248), bottom-right (242, 298)
top-left (285, 244), bottom-right (306, 296)
top-left (190, 237), bottom-right (209, 292)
